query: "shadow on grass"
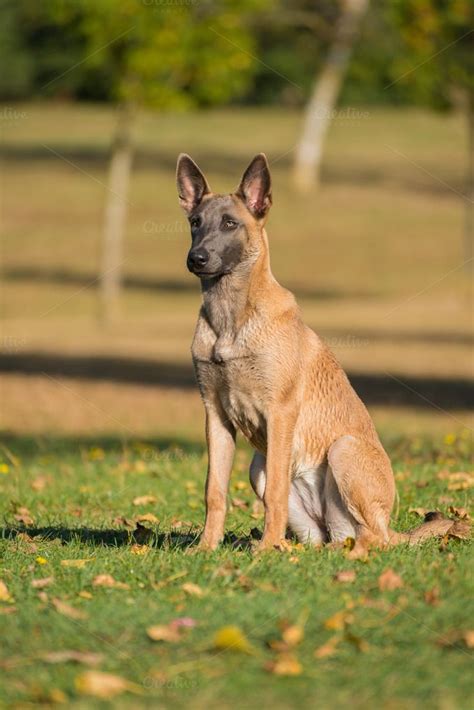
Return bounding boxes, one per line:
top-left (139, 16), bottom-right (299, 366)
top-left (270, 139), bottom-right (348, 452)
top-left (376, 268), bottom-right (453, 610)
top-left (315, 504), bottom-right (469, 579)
top-left (0, 525), bottom-right (258, 551)
top-left (1, 351), bottom-right (472, 409)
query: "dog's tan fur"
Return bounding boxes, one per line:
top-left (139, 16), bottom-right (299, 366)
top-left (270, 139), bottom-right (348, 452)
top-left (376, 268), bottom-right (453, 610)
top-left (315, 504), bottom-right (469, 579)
top-left (177, 152), bottom-right (461, 556)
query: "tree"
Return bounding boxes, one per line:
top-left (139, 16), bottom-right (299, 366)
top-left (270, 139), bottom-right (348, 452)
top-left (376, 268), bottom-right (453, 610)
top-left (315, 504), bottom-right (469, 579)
top-left (48, 0), bottom-right (267, 322)
top-left (292, 0), bottom-right (369, 192)
top-left (388, 0), bottom-right (474, 272)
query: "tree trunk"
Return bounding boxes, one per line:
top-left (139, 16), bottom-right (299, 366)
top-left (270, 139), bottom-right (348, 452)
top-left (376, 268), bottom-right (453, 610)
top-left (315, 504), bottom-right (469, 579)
top-left (465, 89), bottom-right (473, 275)
top-left (292, 0), bottom-right (369, 192)
top-left (100, 102), bottom-right (134, 324)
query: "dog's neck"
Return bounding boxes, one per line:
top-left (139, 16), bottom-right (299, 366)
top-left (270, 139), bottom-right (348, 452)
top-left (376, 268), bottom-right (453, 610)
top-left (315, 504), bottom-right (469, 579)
top-left (201, 231), bottom-right (272, 338)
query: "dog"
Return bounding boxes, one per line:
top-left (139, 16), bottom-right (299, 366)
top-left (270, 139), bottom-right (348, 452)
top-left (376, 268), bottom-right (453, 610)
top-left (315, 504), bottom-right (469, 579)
top-left (176, 152), bottom-right (464, 556)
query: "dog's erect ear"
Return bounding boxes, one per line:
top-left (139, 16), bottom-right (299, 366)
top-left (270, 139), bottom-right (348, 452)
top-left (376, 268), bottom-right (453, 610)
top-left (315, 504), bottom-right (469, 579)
top-left (236, 153), bottom-right (272, 219)
top-left (176, 153), bottom-right (211, 214)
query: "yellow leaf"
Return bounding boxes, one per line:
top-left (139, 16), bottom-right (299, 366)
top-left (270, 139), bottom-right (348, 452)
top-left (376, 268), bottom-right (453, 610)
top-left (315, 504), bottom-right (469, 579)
top-left (36, 556), bottom-right (48, 565)
top-left (133, 495), bottom-right (157, 506)
top-left (182, 582), bottom-right (204, 597)
top-left (130, 543), bottom-right (150, 555)
top-left (0, 580), bottom-right (13, 603)
top-left (61, 559), bottom-right (92, 569)
top-left (136, 513), bottom-right (159, 524)
top-left (75, 671), bottom-right (140, 699)
top-left (213, 625), bottom-right (254, 654)
top-left (0, 463), bottom-right (9, 474)
top-left (78, 591), bottom-right (93, 600)
top-left (281, 624), bottom-right (304, 647)
top-left (324, 610), bottom-right (353, 631)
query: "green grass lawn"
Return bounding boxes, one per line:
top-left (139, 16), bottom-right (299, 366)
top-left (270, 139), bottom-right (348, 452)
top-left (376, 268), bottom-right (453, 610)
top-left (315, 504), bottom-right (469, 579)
top-left (0, 434), bottom-right (472, 708)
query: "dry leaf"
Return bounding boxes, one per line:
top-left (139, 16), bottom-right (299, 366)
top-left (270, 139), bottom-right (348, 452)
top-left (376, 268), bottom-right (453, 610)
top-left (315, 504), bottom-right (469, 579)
top-left (52, 598), bottom-right (88, 620)
top-left (31, 577), bottom-right (54, 589)
top-left (281, 624), bottom-right (304, 647)
top-left (424, 587), bottom-right (440, 606)
top-left (437, 629), bottom-right (474, 649)
top-left (182, 582), bottom-right (204, 597)
top-left (266, 653), bottom-right (302, 676)
top-left (92, 574), bottom-right (129, 590)
top-left (132, 495), bottom-right (156, 506)
top-left (213, 625), bottom-right (254, 654)
top-left (31, 476), bottom-right (49, 491)
top-left (41, 650), bottom-right (103, 666)
top-left (13, 506), bottom-right (34, 526)
top-left (130, 544), bottom-right (150, 555)
top-left (378, 568), bottom-right (404, 592)
top-left (324, 610), bottom-right (353, 631)
top-left (0, 581), bottom-right (13, 603)
top-left (231, 497), bottom-right (248, 510)
top-left (446, 519), bottom-right (471, 540)
top-left (112, 516), bottom-right (135, 529)
top-left (314, 635), bottom-right (341, 659)
top-left (448, 506), bottom-right (470, 520)
top-left (334, 570), bottom-right (356, 584)
top-left (61, 559), bottom-right (92, 569)
top-left (147, 625), bottom-right (181, 643)
top-left (75, 670), bottom-right (139, 699)
top-left (136, 513), bottom-right (159, 524)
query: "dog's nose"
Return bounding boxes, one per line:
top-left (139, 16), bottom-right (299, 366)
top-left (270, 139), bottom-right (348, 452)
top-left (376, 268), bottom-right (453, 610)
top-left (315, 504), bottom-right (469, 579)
top-left (187, 248), bottom-right (209, 272)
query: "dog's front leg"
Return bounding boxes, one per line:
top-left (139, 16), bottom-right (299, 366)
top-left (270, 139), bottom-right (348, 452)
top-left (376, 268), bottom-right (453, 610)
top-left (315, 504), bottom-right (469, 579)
top-left (256, 409), bottom-right (296, 552)
top-left (198, 402), bottom-right (236, 551)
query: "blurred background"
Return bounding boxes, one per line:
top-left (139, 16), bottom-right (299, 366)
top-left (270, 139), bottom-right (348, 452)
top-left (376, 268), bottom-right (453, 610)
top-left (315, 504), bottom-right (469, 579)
top-left (0, 0), bottom-right (472, 448)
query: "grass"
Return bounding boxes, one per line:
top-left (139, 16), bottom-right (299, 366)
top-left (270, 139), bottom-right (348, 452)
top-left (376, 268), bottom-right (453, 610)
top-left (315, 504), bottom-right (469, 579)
top-left (0, 434), bottom-right (472, 708)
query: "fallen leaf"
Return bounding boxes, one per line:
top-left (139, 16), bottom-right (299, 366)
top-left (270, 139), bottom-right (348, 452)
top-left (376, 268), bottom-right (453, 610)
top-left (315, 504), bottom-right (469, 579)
top-left (75, 670), bottom-right (140, 699)
top-left (13, 506), bottom-right (34, 526)
top-left (464, 630), bottom-right (474, 648)
top-left (133, 495), bottom-right (156, 506)
top-left (36, 556), bottom-right (48, 565)
top-left (130, 544), bottom-right (150, 555)
top-left (213, 625), bottom-right (254, 654)
top-left (52, 598), bottom-right (88, 620)
top-left (448, 506), bottom-right (470, 520)
top-left (182, 582), bottom-right (204, 597)
top-left (31, 476), bottom-right (49, 491)
top-left (112, 516), bottom-right (135, 529)
top-left (147, 625), bottom-right (181, 643)
top-left (0, 581), bottom-right (13, 603)
top-left (281, 624), bottom-right (304, 647)
top-left (92, 574), bottom-right (129, 590)
top-left (324, 610), bottom-right (353, 631)
top-left (378, 569), bottom-right (404, 592)
top-left (78, 591), bottom-right (93, 600)
top-left (61, 559), bottom-right (92, 569)
top-left (334, 570), bottom-right (356, 584)
top-left (265, 653), bottom-right (302, 676)
top-left (446, 519), bottom-right (471, 540)
top-left (424, 587), bottom-right (440, 606)
top-left (314, 635), bottom-right (341, 659)
top-left (0, 606), bottom-right (17, 615)
top-left (41, 650), bottom-right (104, 666)
top-left (31, 577), bottom-right (54, 589)
top-left (136, 513), bottom-right (159, 524)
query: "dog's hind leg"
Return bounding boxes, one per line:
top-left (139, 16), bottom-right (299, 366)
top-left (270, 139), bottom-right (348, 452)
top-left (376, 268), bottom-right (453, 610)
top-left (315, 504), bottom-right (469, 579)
top-left (327, 435), bottom-right (395, 557)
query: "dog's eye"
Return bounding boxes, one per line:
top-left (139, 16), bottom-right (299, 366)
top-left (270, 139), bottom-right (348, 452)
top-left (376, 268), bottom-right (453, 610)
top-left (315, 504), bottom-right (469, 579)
top-left (223, 218), bottom-right (238, 230)
top-left (190, 217), bottom-right (201, 229)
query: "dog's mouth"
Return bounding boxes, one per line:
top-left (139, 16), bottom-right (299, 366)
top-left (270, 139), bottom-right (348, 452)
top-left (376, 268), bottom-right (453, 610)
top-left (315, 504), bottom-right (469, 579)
top-left (189, 268), bottom-right (230, 279)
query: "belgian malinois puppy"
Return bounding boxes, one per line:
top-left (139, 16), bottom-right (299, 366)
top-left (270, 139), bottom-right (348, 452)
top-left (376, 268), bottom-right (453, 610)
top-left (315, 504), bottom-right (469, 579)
top-left (176, 153), bottom-right (464, 556)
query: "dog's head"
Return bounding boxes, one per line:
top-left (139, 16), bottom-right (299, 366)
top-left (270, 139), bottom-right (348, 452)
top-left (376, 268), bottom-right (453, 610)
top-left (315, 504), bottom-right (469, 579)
top-left (176, 153), bottom-right (272, 279)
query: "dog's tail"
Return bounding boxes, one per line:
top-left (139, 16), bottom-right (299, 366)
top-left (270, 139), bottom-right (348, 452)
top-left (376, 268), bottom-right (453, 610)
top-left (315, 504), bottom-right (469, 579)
top-left (387, 511), bottom-right (470, 546)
